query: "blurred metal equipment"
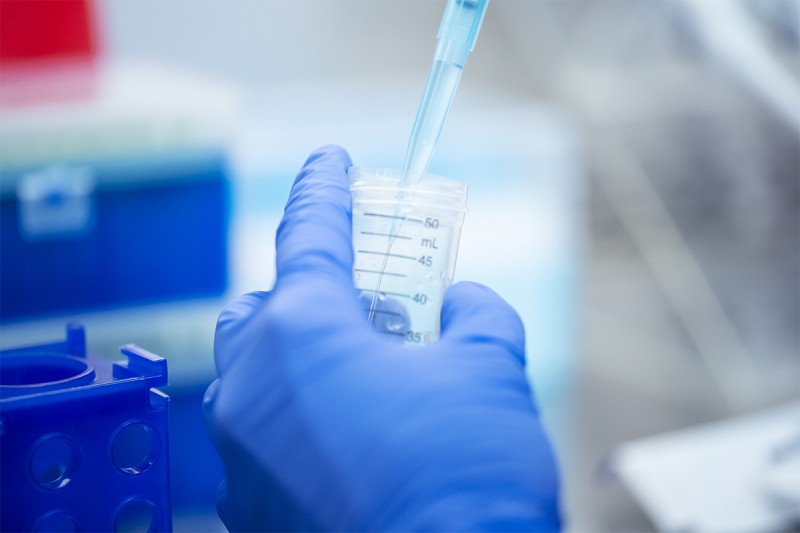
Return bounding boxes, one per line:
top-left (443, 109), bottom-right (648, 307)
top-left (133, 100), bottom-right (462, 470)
top-left (613, 402), bottom-right (800, 532)
top-left (679, 0), bottom-right (800, 133)
top-left (493, 1), bottom-right (798, 530)
top-left (592, 133), bottom-right (761, 413)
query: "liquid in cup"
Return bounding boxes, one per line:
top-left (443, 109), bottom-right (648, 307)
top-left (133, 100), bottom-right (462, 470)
top-left (349, 167), bottom-right (468, 345)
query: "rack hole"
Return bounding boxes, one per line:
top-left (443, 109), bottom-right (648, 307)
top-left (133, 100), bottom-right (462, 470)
top-left (30, 435), bottom-right (80, 490)
top-left (112, 422), bottom-right (159, 474)
top-left (0, 355), bottom-right (90, 386)
top-left (34, 511), bottom-right (79, 532)
top-left (115, 498), bottom-right (159, 532)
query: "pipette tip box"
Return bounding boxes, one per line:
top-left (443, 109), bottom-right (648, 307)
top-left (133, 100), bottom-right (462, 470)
top-left (0, 63), bottom-right (237, 321)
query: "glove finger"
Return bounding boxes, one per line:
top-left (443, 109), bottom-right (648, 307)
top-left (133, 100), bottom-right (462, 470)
top-left (275, 145), bottom-right (354, 286)
top-left (214, 291), bottom-right (270, 375)
top-left (215, 479), bottom-right (240, 532)
top-left (439, 281), bottom-right (526, 366)
top-left (202, 381), bottom-right (239, 530)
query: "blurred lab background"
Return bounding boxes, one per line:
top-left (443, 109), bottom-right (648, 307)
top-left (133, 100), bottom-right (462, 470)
top-left (1, 0), bottom-right (798, 531)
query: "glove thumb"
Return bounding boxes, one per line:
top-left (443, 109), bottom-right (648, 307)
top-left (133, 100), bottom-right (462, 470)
top-left (439, 281), bottom-right (526, 366)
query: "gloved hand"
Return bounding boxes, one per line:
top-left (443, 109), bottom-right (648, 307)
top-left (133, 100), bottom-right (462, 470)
top-left (204, 145), bottom-right (561, 532)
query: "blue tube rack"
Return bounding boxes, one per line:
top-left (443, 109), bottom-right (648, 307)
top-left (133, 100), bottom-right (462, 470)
top-left (0, 323), bottom-right (172, 531)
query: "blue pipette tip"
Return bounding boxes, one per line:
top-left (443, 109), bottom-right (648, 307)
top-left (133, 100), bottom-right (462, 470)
top-left (402, 0), bottom-right (490, 184)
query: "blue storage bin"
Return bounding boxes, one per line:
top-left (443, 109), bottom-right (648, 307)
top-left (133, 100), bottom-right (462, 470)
top-left (0, 151), bottom-right (230, 320)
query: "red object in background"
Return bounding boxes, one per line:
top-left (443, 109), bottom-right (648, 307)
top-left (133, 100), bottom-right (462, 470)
top-left (0, 0), bottom-right (100, 105)
top-left (0, 0), bottom-right (98, 65)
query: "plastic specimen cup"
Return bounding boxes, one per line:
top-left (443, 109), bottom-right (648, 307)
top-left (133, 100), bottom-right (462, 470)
top-left (350, 167), bottom-right (468, 345)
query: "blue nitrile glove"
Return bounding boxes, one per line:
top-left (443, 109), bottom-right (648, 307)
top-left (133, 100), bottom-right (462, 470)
top-left (204, 145), bottom-right (561, 532)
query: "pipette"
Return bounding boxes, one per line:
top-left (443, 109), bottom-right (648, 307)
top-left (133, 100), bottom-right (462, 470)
top-left (402, 0), bottom-right (490, 184)
top-left (366, 0), bottom-right (489, 330)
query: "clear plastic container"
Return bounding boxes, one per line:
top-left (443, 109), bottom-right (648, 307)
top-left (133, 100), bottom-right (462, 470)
top-left (349, 167), bottom-right (468, 345)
